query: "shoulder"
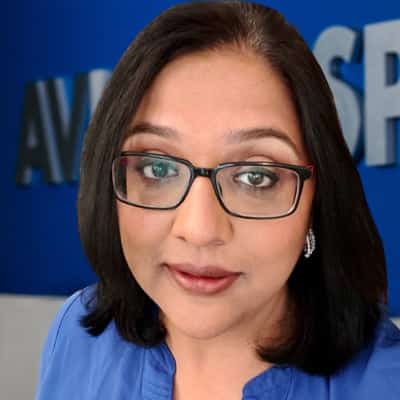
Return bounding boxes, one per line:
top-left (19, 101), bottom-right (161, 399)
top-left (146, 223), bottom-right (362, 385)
top-left (36, 284), bottom-right (147, 399)
top-left (291, 317), bottom-right (400, 400)
top-left (37, 285), bottom-right (97, 381)
top-left (333, 316), bottom-right (400, 399)
top-left (43, 284), bottom-right (96, 350)
top-left (354, 316), bottom-right (400, 373)
top-left (362, 317), bottom-right (400, 379)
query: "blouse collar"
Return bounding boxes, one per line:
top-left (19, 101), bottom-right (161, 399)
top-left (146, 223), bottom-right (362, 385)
top-left (142, 341), bottom-right (293, 400)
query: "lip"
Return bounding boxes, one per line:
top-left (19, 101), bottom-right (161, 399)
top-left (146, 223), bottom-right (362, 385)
top-left (164, 263), bottom-right (241, 295)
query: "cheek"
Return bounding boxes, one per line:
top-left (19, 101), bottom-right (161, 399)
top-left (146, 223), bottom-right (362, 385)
top-left (235, 207), bottom-right (310, 283)
top-left (117, 203), bottom-right (170, 270)
top-left (244, 219), bottom-right (305, 264)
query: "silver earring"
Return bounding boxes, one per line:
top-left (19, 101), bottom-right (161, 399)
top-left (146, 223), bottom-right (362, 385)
top-left (304, 228), bottom-right (316, 258)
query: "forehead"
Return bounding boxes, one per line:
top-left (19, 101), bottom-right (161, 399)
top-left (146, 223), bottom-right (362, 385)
top-left (125, 47), bottom-right (308, 162)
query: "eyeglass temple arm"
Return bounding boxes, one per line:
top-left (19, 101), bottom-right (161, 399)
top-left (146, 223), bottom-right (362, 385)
top-left (306, 164), bottom-right (315, 177)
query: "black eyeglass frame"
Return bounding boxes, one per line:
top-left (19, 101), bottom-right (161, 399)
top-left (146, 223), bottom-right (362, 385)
top-left (112, 151), bottom-right (315, 220)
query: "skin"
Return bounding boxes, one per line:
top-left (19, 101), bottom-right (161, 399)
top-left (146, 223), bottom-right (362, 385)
top-left (117, 47), bottom-right (315, 399)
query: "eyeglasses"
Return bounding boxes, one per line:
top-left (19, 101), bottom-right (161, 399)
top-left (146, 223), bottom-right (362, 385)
top-left (112, 152), bottom-right (314, 220)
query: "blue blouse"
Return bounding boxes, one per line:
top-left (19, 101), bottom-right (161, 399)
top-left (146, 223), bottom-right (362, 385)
top-left (35, 285), bottom-right (400, 399)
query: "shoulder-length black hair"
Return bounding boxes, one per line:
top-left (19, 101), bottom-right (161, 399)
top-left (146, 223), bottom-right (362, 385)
top-left (78, 0), bottom-right (387, 376)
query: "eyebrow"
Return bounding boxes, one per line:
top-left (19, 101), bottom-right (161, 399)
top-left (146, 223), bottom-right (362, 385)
top-left (127, 122), bottom-right (300, 156)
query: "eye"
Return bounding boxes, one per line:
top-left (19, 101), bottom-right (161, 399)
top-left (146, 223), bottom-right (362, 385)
top-left (233, 168), bottom-right (279, 189)
top-left (137, 159), bottom-right (179, 180)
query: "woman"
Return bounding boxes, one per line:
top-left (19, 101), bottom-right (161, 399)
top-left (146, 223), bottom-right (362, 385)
top-left (36, 1), bottom-right (400, 399)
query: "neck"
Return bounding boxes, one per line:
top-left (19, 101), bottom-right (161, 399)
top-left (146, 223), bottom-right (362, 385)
top-left (161, 288), bottom-right (292, 398)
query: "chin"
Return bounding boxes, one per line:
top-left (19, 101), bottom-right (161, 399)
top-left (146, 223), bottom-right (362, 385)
top-left (176, 325), bottom-right (232, 341)
top-left (162, 308), bottom-right (242, 341)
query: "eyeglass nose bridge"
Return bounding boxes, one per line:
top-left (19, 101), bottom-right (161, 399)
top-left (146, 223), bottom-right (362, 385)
top-left (193, 167), bottom-right (214, 178)
top-left (188, 165), bottom-right (225, 200)
top-left (183, 166), bottom-right (224, 211)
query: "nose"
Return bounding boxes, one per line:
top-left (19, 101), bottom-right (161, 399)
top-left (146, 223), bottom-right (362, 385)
top-left (170, 176), bottom-right (233, 247)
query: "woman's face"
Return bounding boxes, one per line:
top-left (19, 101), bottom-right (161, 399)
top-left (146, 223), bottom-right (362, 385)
top-left (117, 48), bottom-right (315, 342)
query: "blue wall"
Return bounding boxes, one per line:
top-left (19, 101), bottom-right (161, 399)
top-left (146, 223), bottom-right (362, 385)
top-left (1, 0), bottom-right (399, 315)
